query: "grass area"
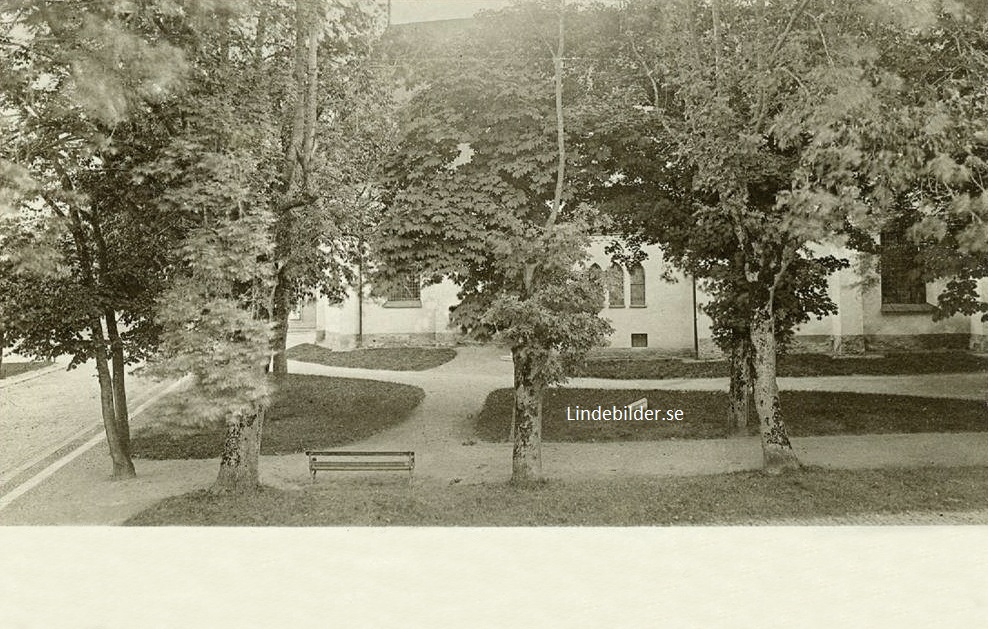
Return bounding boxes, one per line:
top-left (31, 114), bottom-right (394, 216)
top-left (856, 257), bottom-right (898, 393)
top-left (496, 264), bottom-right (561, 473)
top-left (131, 374), bottom-right (424, 459)
top-left (124, 466), bottom-right (988, 526)
top-left (0, 361), bottom-right (53, 379)
top-left (286, 343), bottom-right (457, 371)
top-left (475, 388), bottom-right (988, 442)
top-left (571, 351), bottom-right (988, 379)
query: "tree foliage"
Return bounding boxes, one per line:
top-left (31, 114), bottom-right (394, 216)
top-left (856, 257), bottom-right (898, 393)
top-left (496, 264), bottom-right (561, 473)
top-left (134, 0), bottom-right (389, 491)
top-left (375, 2), bottom-right (611, 481)
top-left (570, 0), bottom-right (968, 471)
top-left (2, 0), bottom-right (390, 487)
top-left (0, 0), bottom-right (199, 477)
top-left (873, 2), bottom-right (988, 321)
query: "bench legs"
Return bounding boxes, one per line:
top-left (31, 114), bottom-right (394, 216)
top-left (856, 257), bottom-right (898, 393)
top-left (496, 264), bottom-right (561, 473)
top-left (306, 452), bottom-right (415, 484)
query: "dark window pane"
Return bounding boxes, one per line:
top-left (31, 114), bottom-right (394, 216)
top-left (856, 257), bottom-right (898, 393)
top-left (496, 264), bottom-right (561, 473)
top-left (629, 264), bottom-right (645, 307)
top-left (388, 272), bottom-right (421, 302)
top-left (880, 230), bottom-right (926, 305)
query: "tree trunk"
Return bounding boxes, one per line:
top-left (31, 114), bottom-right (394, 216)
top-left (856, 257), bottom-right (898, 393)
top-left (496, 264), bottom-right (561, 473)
top-left (511, 345), bottom-right (546, 483)
top-left (300, 10), bottom-right (320, 173)
top-left (76, 198), bottom-right (136, 477)
top-left (213, 404), bottom-right (265, 493)
top-left (271, 276), bottom-right (290, 374)
top-left (66, 202), bottom-right (135, 478)
top-left (750, 306), bottom-right (800, 473)
top-left (91, 320), bottom-right (136, 479)
top-left (283, 0), bottom-right (308, 189)
top-left (728, 334), bottom-right (753, 434)
top-left (104, 309), bottom-right (133, 458)
top-left (269, 0), bottom-right (320, 376)
top-left (505, 0), bottom-right (565, 485)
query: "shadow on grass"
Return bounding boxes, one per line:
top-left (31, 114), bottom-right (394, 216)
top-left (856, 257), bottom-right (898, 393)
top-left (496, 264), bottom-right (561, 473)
top-left (0, 361), bottom-right (53, 380)
top-left (132, 374), bottom-right (425, 459)
top-left (475, 388), bottom-right (988, 442)
top-left (125, 466), bottom-right (988, 526)
top-left (286, 344), bottom-right (457, 371)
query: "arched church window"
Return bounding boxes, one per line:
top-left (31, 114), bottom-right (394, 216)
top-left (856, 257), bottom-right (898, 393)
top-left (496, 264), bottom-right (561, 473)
top-left (629, 263), bottom-right (646, 307)
top-left (606, 263), bottom-right (625, 308)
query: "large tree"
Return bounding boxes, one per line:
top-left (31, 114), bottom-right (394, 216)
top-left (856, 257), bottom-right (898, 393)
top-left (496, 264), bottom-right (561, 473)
top-left (3, 0), bottom-right (392, 488)
top-left (267, 0), bottom-right (392, 373)
top-left (577, 0), bottom-right (943, 472)
top-left (143, 0), bottom-right (389, 492)
top-left (0, 0), bottom-right (191, 478)
top-left (375, 1), bottom-right (611, 482)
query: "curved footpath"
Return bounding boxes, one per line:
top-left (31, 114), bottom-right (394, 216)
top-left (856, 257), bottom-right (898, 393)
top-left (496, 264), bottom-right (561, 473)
top-left (0, 346), bottom-right (986, 525)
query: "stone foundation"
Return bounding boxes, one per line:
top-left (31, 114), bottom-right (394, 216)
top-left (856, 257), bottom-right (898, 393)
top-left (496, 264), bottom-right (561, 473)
top-left (968, 334), bottom-right (987, 352)
top-left (785, 335), bottom-right (850, 355)
top-left (591, 346), bottom-right (697, 360)
top-left (696, 333), bottom-right (973, 358)
top-left (827, 334), bottom-right (866, 355)
top-left (320, 331), bottom-right (462, 350)
top-left (697, 335), bottom-right (850, 359)
top-left (863, 333), bottom-right (970, 352)
top-left (314, 330), bottom-right (979, 354)
top-left (696, 338), bottom-right (722, 359)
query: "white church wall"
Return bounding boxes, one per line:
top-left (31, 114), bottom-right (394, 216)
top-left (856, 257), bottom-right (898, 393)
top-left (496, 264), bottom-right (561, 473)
top-left (586, 239), bottom-right (696, 355)
top-left (291, 240), bottom-right (983, 355)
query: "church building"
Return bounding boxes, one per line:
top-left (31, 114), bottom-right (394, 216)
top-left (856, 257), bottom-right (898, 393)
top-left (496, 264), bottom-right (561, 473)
top-left (289, 238), bottom-right (988, 357)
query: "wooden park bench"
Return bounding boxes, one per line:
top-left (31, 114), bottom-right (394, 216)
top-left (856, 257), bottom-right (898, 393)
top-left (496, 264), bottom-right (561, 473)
top-left (305, 450), bottom-right (415, 482)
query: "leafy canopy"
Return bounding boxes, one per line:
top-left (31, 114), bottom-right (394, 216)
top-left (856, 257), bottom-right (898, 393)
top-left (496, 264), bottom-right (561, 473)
top-left (375, 3), bottom-right (611, 382)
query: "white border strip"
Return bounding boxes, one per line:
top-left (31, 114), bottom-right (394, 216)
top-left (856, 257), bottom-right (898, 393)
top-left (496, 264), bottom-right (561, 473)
top-left (0, 421), bottom-right (101, 487)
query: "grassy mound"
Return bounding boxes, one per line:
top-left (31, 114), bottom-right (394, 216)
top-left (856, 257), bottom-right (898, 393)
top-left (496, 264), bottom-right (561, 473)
top-left (0, 361), bottom-right (53, 379)
top-left (132, 374), bottom-right (424, 459)
top-left (286, 344), bottom-right (457, 371)
top-left (475, 388), bottom-right (988, 442)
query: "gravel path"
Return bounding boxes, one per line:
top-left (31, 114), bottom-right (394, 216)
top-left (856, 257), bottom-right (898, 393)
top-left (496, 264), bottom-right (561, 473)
top-left (0, 359), bottom-right (172, 489)
top-left (1, 345), bottom-right (986, 525)
top-left (285, 347), bottom-right (988, 485)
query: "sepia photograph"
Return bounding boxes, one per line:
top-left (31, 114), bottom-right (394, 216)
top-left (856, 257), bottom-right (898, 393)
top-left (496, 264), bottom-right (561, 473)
top-left (1, 0), bottom-right (987, 625)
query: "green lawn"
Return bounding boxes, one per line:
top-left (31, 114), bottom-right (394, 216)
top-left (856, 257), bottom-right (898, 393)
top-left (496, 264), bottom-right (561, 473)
top-left (0, 361), bottom-right (53, 379)
top-left (131, 374), bottom-right (424, 459)
top-left (475, 388), bottom-right (988, 442)
top-left (286, 343), bottom-right (457, 371)
top-left (571, 351), bottom-right (988, 379)
top-left (124, 466), bottom-right (988, 526)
